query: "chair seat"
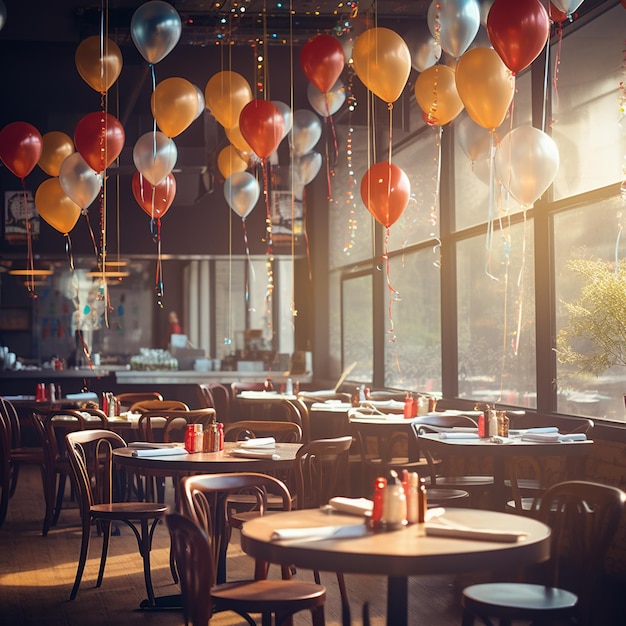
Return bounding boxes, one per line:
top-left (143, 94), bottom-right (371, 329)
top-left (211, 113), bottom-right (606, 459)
top-left (91, 502), bottom-right (168, 518)
top-left (427, 488), bottom-right (470, 506)
top-left (428, 475), bottom-right (494, 488)
top-left (463, 582), bottom-right (577, 614)
top-left (212, 579), bottom-right (326, 609)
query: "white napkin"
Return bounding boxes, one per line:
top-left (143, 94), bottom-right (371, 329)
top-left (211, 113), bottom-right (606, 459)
top-left (521, 432), bottom-right (587, 443)
top-left (230, 448), bottom-right (280, 460)
top-left (239, 437), bottom-right (276, 448)
top-left (439, 432), bottom-right (480, 440)
top-left (131, 447), bottom-right (187, 457)
top-left (328, 497), bottom-right (373, 516)
top-left (271, 524), bottom-right (366, 542)
top-left (425, 521), bottom-right (528, 542)
top-left (239, 390), bottom-right (278, 399)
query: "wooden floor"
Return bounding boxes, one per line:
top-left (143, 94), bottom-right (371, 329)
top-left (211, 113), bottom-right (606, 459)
top-left (0, 466), bottom-right (474, 625)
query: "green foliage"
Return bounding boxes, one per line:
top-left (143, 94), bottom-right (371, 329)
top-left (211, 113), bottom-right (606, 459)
top-left (556, 258), bottom-right (626, 376)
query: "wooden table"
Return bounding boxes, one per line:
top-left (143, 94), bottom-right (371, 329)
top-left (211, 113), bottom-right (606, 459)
top-left (241, 507), bottom-right (551, 626)
top-left (417, 432), bottom-right (593, 511)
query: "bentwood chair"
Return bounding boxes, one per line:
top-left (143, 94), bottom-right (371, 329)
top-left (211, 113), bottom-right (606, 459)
top-left (166, 511), bottom-right (326, 626)
top-left (0, 404), bottom-right (11, 526)
top-left (65, 429), bottom-right (171, 604)
top-left (116, 391), bottom-right (163, 412)
top-left (129, 399), bottom-right (189, 414)
top-left (224, 420), bottom-right (303, 444)
top-left (461, 480), bottom-right (626, 626)
top-left (196, 383), bottom-right (231, 422)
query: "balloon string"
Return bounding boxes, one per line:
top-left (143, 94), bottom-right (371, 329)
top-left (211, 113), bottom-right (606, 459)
top-left (485, 132), bottom-right (498, 281)
top-left (77, 329), bottom-right (93, 370)
top-left (303, 186), bottom-right (313, 282)
top-left (81, 209), bottom-right (100, 261)
top-left (387, 103), bottom-right (393, 164)
top-left (513, 208), bottom-right (529, 356)
top-left (155, 218), bottom-right (163, 307)
top-left (551, 23), bottom-right (563, 128)
top-left (22, 181), bottom-right (35, 295)
top-left (65, 233), bottom-right (75, 272)
top-left (241, 218), bottom-right (255, 307)
top-left (615, 213), bottom-right (623, 276)
top-left (383, 229), bottom-right (399, 344)
top-left (324, 126), bottom-right (333, 200)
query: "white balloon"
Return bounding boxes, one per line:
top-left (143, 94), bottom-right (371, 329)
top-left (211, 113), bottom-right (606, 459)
top-left (293, 152), bottom-right (323, 186)
top-left (456, 113), bottom-right (493, 162)
top-left (0, 1), bottom-right (7, 32)
top-left (551, 0), bottom-right (585, 16)
top-left (271, 101), bottom-right (293, 140)
top-left (404, 22), bottom-right (442, 73)
top-left (427, 0), bottom-right (481, 59)
top-left (58, 152), bottom-right (102, 210)
top-left (224, 171), bottom-right (260, 220)
top-left (479, 0), bottom-right (495, 27)
top-left (307, 80), bottom-right (346, 117)
top-left (290, 110), bottom-right (322, 157)
top-left (133, 131), bottom-right (178, 186)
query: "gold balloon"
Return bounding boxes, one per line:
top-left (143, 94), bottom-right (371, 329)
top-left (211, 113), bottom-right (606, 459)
top-left (75, 36), bottom-right (123, 94)
top-left (217, 144), bottom-right (248, 180)
top-left (352, 27), bottom-right (411, 104)
top-left (455, 47), bottom-right (515, 130)
top-left (38, 131), bottom-right (74, 177)
top-left (151, 77), bottom-right (198, 138)
top-left (414, 65), bottom-right (464, 126)
top-left (204, 71), bottom-right (253, 129)
top-left (35, 178), bottom-right (81, 234)
top-left (224, 124), bottom-right (254, 156)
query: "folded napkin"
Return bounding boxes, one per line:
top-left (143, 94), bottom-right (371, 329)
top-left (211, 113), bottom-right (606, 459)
top-left (271, 524), bottom-right (366, 542)
top-left (230, 448), bottom-right (280, 460)
top-left (239, 437), bottom-right (276, 449)
top-left (328, 496), bottom-right (373, 516)
top-left (425, 521), bottom-right (528, 542)
top-left (521, 432), bottom-right (587, 443)
top-left (131, 447), bottom-right (187, 458)
top-left (66, 392), bottom-right (99, 401)
top-left (239, 390), bottom-right (278, 399)
top-left (439, 432), bottom-right (480, 440)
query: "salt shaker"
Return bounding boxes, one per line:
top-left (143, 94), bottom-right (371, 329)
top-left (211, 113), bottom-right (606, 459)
top-left (381, 470), bottom-right (407, 530)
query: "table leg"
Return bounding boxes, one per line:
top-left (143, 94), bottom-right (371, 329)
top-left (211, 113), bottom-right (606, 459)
top-left (387, 576), bottom-right (408, 626)
top-left (492, 457), bottom-right (506, 511)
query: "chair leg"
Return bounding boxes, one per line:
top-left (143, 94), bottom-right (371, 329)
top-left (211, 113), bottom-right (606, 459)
top-left (41, 466), bottom-right (55, 537)
top-left (311, 605), bottom-right (326, 626)
top-left (337, 573), bottom-right (350, 624)
top-left (51, 473), bottom-right (67, 527)
top-left (96, 520), bottom-right (113, 588)
top-left (9, 464), bottom-right (19, 497)
top-left (70, 516), bottom-right (92, 600)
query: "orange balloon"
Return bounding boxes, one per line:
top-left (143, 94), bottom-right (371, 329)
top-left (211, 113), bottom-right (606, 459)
top-left (151, 77), bottom-right (198, 138)
top-left (455, 47), bottom-right (515, 130)
top-left (217, 144), bottom-right (248, 180)
top-left (35, 178), bottom-right (81, 234)
top-left (414, 65), bottom-right (464, 126)
top-left (205, 71), bottom-right (253, 129)
top-left (224, 124), bottom-right (254, 156)
top-left (75, 36), bottom-right (123, 94)
top-left (38, 131), bottom-right (74, 177)
top-left (360, 161), bottom-right (410, 228)
top-left (352, 27), bottom-right (411, 104)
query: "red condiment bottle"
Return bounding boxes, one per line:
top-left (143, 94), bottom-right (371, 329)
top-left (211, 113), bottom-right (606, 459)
top-left (370, 476), bottom-right (387, 530)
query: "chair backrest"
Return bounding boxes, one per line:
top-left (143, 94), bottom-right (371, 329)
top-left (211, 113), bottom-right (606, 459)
top-left (180, 472), bottom-right (292, 574)
top-left (0, 405), bottom-right (11, 524)
top-left (224, 420), bottom-right (302, 443)
top-left (165, 512), bottom-right (213, 626)
top-left (196, 383), bottom-right (231, 422)
top-left (116, 392), bottom-right (163, 412)
top-left (535, 480), bottom-right (625, 622)
top-left (65, 429), bottom-right (127, 515)
top-left (509, 413), bottom-right (594, 436)
top-left (138, 408), bottom-right (216, 443)
top-left (0, 398), bottom-right (22, 449)
top-left (293, 436), bottom-right (353, 509)
top-left (129, 399), bottom-right (189, 414)
top-left (411, 413), bottom-right (479, 431)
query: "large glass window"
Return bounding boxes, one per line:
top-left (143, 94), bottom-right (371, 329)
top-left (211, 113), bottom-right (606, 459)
top-left (342, 272), bottom-right (373, 383)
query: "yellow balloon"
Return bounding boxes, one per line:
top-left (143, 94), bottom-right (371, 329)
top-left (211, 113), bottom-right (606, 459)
top-left (455, 47), bottom-right (515, 130)
top-left (224, 124), bottom-right (254, 156)
top-left (205, 71), bottom-right (253, 129)
top-left (414, 65), bottom-right (464, 126)
top-left (38, 131), bottom-right (74, 177)
top-left (151, 77), bottom-right (199, 138)
top-left (217, 144), bottom-right (248, 180)
top-left (352, 27), bottom-right (411, 104)
top-left (75, 36), bottom-right (123, 94)
top-left (35, 178), bottom-right (81, 235)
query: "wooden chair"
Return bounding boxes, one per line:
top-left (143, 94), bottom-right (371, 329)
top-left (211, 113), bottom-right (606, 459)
top-left (196, 383), bottom-right (231, 422)
top-left (116, 391), bottom-right (163, 412)
top-left (0, 404), bottom-right (11, 526)
top-left (461, 480), bottom-right (626, 626)
top-left (224, 420), bottom-right (303, 443)
top-left (230, 382), bottom-right (267, 420)
top-left (166, 511), bottom-right (326, 626)
top-left (65, 429), bottom-right (171, 604)
top-left (129, 398), bottom-right (189, 414)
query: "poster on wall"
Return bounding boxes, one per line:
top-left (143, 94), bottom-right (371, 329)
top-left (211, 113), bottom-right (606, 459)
top-left (271, 190), bottom-right (304, 249)
top-left (4, 190), bottom-right (40, 243)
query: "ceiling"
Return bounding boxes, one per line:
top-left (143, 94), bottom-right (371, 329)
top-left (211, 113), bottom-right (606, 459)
top-left (0, 0), bottom-right (433, 46)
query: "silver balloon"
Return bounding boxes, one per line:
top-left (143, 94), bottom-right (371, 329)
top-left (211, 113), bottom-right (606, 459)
top-left (224, 171), bottom-right (260, 220)
top-left (0, 1), bottom-right (7, 32)
top-left (404, 22), bottom-right (442, 73)
top-left (131, 0), bottom-right (182, 65)
top-left (293, 152), bottom-right (323, 186)
top-left (193, 85), bottom-right (205, 120)
top-left (133, 131), bottom-right (178, 186)
top-left (479, 0), bottom-right (495, 27)
top-left (271, 100), bottom-right (293, 140)
top-left (290, 110), bottom-right (322, 157)
top-left (552, 1), bottom-right (586, 16)
top-left (58, 152), bottom-right (103, 210)
top-left (456, 113), bottom-right (492, 162)
top-left (427, 0), bottom-right (481, 59)
top-left (307, 80), bottom-right (346, 117)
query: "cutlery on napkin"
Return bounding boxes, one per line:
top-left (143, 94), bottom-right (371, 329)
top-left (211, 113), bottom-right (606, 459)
top-left (271, 524), bottom-right (367, 542)
top-left (230, 448), bottom-right (280, 460)
top-left (327, 497), bottom-right (373, 516)
top-left (239, 437), bottom-right (276, 449)
top-left (131, 447), bottom-right (187, 457)
top-left (521, 432), bottom-right (587, 443)
top-left (425, 520), bottom-right (528, 542)
top-left (438, 432), bottom-right (480, 440)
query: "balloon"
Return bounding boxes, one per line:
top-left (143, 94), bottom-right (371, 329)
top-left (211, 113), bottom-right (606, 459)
top-left (225, 124), bottom-right (254, 156)
top-left (495, 126), bottom-right (559, 206)
top-left (0, 122), bottom-right (43, 179)
top-left (193, 84), bottom-right (205, 120)
top-left (414, 65), bottom-right (464, 126)
top-left (307, 80), bottom-right (346, 117)
top-left (404, 22), bottom-right (442, 73)
top-left (132, 171), bottom-right (176, 218)
top-left (74, 111), bottom-right (125, 173)
top-left (35, 178), bottom-right (81, 234)
top-left (151, 77), bottom-right (198, 137)
top-left (75, 36), bottom-right (123, 93)
top-left (238, 99), bottom-right (284, 160)
top-left (300, 34), bottom-right (345, 94)
top-left (130, 0), bottom-right (181, 65)
top-left (360, 162), bottom-right (410, 228)
top-left (352, 27), bottom-right (412, 104)
top-left (59, 152), bottom-right (103, 209)
top-left (455, 47), bottom-right (514, 129)
top-left (479, 0), bottom-right (495, 26)
top-left (551, 0), bottom-right (585, 16)
top-left (293, 152), bottom-right (322, 186)
top-left (428, 0), bottom-right (481, 58)
top-left (456, 114), bottom-right (493, 162)
top-left (224, 171), bottom-right (260, 220)
top-left (205, 71), bottom-right (253, 129)
top-left (487, 0), bottom-right (549, 74)
top-left (0, 1), bottom-right (6, 32)
top-left (271, 101), bottom-right (293, 140)
top-left (133, 131), bottom-right (177, 185)
top-left (38, 131), bottom-right (74, 177)
top-left (549, 2), bottom-right (569, 23)
top-left (217, 144), bottom-right (248, 180)
top-left (290, 110), bottom-right (322, 157)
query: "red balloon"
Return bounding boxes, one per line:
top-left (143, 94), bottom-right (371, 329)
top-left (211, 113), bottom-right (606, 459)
top-left (300, 34), bottom-right (345, 94)
top-left (0, 122), bottom-right (43, 179)
top-left (74, 111), bottom-right (125, 173)
top-left (132, 171), bottom-right (176, 218)
top-left (549, 2), bottom-right (568, 22)
top-left (360, 162), bottom-right (410, 229)
top-left (238, 100), bottom-right (285, 160)
top-left (487, 0), bottom-right (550, 74)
